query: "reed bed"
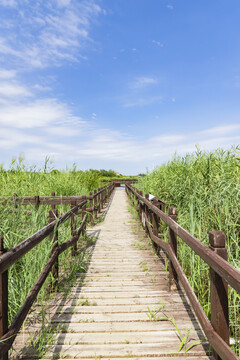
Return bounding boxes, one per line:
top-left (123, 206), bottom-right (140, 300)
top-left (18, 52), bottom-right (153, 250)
top-left (0, 159), bottom-right (102, 346)
top-left (137, 147), bottom-right (240, 355)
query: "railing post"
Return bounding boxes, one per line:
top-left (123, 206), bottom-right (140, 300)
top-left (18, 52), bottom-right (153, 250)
top-left (139, 191), bottom-right (143, 220)
top-left (94, 190), bottom-right (97, 220)
top-left (98, 188), bottom-right (101, 213)
top-left (0, 236), bottom-right (8, 360)
top-left (152, 211), bottom-right (159, 237)
top-left (101, 189), bottom-right (104, 209)
top-left (168, 206), bottom-right (178, 290)
top-left (34, 195), bottom-right (39, 211)
top-left (209, 231), bottom-right (229, 360)
top-left (71, 200), bottom-right (77, 256)
top-left (151, 209), bottom-right (159, 253)
top-left (89, 192), bottom-right (94, 225)
top-left (82, 195), bottom-right (87, 235)
top-left (144, 194), bottom-right (149, 234)
top-left (49, 192), bottom-right (58, 289)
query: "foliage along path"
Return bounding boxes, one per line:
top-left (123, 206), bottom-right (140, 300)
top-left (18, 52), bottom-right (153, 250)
top-left (12, 188), bottom-right (210, 359)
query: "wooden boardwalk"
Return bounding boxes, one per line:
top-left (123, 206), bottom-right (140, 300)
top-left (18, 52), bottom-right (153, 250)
top-left (12, 189), bottom-right (210, 359)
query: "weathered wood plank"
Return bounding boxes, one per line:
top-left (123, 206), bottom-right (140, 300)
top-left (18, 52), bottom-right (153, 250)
top-left (11, 190), bottom-right (210, 360)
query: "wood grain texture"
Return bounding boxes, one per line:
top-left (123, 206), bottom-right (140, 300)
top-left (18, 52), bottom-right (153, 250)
top-left (11, 189), bottom-right (210, 359)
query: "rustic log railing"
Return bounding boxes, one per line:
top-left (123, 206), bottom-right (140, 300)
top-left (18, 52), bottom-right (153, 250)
top-left (0, 182), bottom-right (114, 360)
top-left (126, 184), bottom-right (240, 360)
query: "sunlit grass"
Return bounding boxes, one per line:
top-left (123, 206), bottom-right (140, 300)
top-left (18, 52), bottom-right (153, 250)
top-left (137, 146), bottom-right (240, 355)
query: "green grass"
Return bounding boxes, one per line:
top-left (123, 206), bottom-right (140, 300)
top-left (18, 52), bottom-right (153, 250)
top-left (136, 147), bottom-right (240, 355)
top-left (0, 156), bottom-right (101, 196)
top-left (0, 157), bottom-right (110, 355)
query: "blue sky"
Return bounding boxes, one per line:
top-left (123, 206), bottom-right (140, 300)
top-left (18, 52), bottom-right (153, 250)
top-left (0, 0), bottom-right (239, 175)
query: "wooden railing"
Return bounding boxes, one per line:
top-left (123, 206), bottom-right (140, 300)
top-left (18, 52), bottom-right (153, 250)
top-left (126, 184), bottom-right (240, 360)
top-left (0, 183), bottom-right (114, 360)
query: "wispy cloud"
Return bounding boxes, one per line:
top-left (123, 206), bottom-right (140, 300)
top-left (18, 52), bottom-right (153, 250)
top-left (1, 101), bottom-right (239, 173)
top-left (130, 76), bottom-right (158, 89)
top-left (150, 135), bottom-right (186, 144)
top-left (0, 69), bottom-right (17, 79)
top-left (152, 40), bottom-right (164, 47)
top-left (0, 98), bottom-right (84, 128)
top-left (201, 124), bottom-right (240, 136)
top-left (0, 82), bottom-right (32, 98)
top-left (0, 0), bottom-right (103, 69)
top-left (0, 0), bottom-right (17, 7)
top-left (167, 4), bottom-right (174, 10)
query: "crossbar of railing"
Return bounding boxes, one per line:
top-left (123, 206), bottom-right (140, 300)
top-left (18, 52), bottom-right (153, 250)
top-left (126, 184), bottom-right (240, 360)
top-left (127, 185), bottom-right (240, 294)
top-left (0, 200), bottom-right (87, 275)
top-left (0, 185), bottom-right (109, 207)
top-left (142, 211), bottom-right (238, 360)
top-left (0, 214), bottom-right (89, 355)
top-left (0, 183), bottom-right (115, 359)
top-left (0, 184), bottom-right (111, 206)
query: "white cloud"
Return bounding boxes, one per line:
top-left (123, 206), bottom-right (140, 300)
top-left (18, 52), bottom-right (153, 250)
top-left (0, 0), bottom-right (17, 7)
top-left (0, 0), bottom-right (103, 68)
top-left (167, 5), bottom-right (174, 10)
top-left (45, 126), bottom-right (79, 137)
top-left (0, 64), bottom-right (238, 173)
top-left (0, 109), bottom-right (240, 173)
top-left (0, 99), bottom-right (83, 128)
top-left (0, 128), bottom-right (45, 149)
top-left (131, 76), bottom-right (158, 89)
top-left (201, 124), bottom-right (240, 136)
top-left (0, 82), bottom-right (32, 98)
top-left (150, 135), bottom-right (186, 144)
top-left (152, 40), bottom-right (164, 47)
top-left (56, 0), bottom-right (71, 7)
top-left (0, 69), bottom-right (16, 79)
top-left (33, 84), bottom-right (52, 92)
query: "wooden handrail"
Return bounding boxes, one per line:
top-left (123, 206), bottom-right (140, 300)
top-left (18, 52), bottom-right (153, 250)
top-left (0, 185), bottom-right (109, 207)
top-left (0, 199), bottom-right (87, 274)
top-left (126, 184), bottom-right (240, 360)
top-left (0, 183), bottom-right (115, 358)
top-left (126, 184), bottom-right (240, 293)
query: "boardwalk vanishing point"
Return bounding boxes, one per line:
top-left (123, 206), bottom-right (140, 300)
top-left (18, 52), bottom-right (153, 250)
top-left (12, 188), bottom-right (210, 360)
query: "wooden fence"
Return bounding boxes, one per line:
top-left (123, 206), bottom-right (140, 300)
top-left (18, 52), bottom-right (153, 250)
top-left (0, 183), bottom-right (114, 360)
top-left (126, 184), bottom-right (240, 360)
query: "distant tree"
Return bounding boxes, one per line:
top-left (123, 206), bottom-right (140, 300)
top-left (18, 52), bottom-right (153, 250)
top-left (99, 169), bottom-right (118, 177)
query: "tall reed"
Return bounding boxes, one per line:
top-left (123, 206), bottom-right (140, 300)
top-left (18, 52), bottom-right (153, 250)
top-left (138, 147), bottom-right (240, 354)
top-left (0, 158), bottom-right (102, 326)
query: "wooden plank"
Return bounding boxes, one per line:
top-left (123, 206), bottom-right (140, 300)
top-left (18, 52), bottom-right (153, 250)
top-left (15, 343), bottom-right (209, 359)
top-left (14, 329), bottom-right (206, 345)
top-left (11, 190), bottom-right (210, 360)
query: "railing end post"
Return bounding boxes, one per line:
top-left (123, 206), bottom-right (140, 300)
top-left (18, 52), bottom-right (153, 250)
top-left (0, 235), bottom-right (9, 360)
top-left (49, 208), bottom-right (59, 290)
top-left (209, 231), bottom-right (229, 360)
top-left (209, 230), bottom-right (225, 248)
top-left (168, 206), bottom-right (178, 290)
